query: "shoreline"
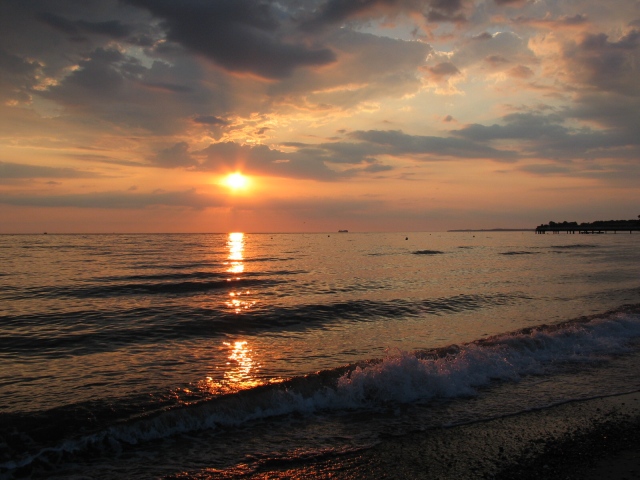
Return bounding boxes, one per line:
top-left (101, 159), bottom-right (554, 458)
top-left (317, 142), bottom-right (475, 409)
top-left (212, 391), bottom-right (640, 479)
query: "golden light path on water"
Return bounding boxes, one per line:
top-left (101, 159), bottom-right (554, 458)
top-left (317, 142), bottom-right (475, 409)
top-left (199, 340), bottom-right (265, 395)
top-left (224, 232), bottom-right (256, 314)
top-left (200, 233), bottom-right (263, 395)
top-left (225, 232), bottom-right (245, 274)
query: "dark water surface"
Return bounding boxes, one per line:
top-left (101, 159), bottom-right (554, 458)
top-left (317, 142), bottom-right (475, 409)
top-left (0, 232), bottom-right (639, 478)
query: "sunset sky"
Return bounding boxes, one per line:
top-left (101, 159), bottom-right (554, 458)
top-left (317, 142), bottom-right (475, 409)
top-left (1, 0), bottom-right (639, 233)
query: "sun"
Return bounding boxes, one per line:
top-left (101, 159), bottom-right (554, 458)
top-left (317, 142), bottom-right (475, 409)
top-left (224, 173), bottom-right (249, 190)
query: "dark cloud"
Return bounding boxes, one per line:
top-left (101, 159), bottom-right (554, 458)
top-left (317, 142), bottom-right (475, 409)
top-left (511, 13), bottom-right (588, 28)
top-left (452, 31), bottom-right (535, 69)
top-left (38, 43), bottom-right (224, 135)
top-left (184, 139), bottom-right (393, 181)
top-left (125, 0), bottom-right (336, 79)
top-left (140, 81), bottom-right (193, 93)
top-left (266, 29), bottom-right (431, 108)
top-left (314, 141), bottom-right (381, 164)
top-left (0, 189), bottom-right (223, 209)
top-left (198, 142), bottom-right (342, 181)
top-left (0, 161), bottom-right (99, 181)
top-left (301, 0), bottom-right (425, 29)
top-left (67, 154), bottom-right (146, 167)
top-left (37, 12), bottom-right (131, 39)
top-left (193, 115), bottom-right (228, 126)
top-left (508, 65), bottom-right (534, 78)
top-left (425, 0), bottom-right (467, 23)
top-left (44, 47), bottom-right (127, 104)
top-left (0, 48), bottom-right (42, 103)
top-left (425, 61), bottom-right (461, 79)
top-left (564, 29), bottom-right (640, 96)
top-left (300, 0), bottom-right (468, 29)
top-left (560, 14), bottom-right (588, 25)
top-left (473, 32), bottom-right (493, 41)
top-left (301, 0), bottom-right (399, 28)
top-left (520, 161), bottom-right (640, 187)
top-left (520, 164), bottom-right (573, 175)
top-left (453, 111), bottom-right (640, 160)
top-left (453, 113), bottom-right (563, 141)
top-left (484, 54), bottom-right (510, 66)
top-left (0, 49), bottom-right (40, 76)
top-left (580, 30), bottom-right (640, 50)
top-left (152, 142), bottom-right (198, 168)
top-left (363, 163), bottom-right (394, 173)
top-left (350, 129), bottom-right (517, 160)
top-left (567, 93), bottom-right (640, 135)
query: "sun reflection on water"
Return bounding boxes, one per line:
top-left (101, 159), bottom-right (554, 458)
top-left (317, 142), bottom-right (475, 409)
top-left (226, 232), bottom-right (244, 274)
top-left (226, 290), bottom-right (256, 313)
top-left (223, 232), bottom-right (257, 313)
top-left (200, 340), bottom-right (265, 395)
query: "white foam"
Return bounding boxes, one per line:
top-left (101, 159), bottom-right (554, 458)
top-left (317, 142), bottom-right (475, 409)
top-left (334, 312), bottom-right (640, 405)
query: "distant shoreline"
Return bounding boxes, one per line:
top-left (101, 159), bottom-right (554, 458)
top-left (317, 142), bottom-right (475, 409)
top-left (447, 228), bottom-right (534, 232)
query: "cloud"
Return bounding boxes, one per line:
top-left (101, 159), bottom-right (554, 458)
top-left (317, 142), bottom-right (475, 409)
top-left (508, 64), bottom-right (534, 78)
top-left (300, 0), bottom-right (405, 29)
top-left (0, 48), bottom-right (41, 103)
top-left (197, 142), bottom-right (335, 180)
top-left (453, 113), bottom-right (568, 142)
top-left (453, 111), bottom-right (640, 161)
top-left (520, 163), bottom-right (573, 175)
top-left (43, 47), bottom-right (128, 104)
top-left (279, 29), bottom-right (431, 107)
top-left (567, 93), bottom-right (640, 135)
top-left (519, 160), bottom-right (640, 188)
top-left (563, 29), bottom-right (640, 96)
top-left (0, 49), bottom-right (40, 76)
top-left (139, 81), bottom-right (193, 94)
top-left (0, 189), bottom-right (223, 209)
top-left (425, 0), bottom-right (467, 23)
top-left (193, 115), bottom-right (228, 126)
top-left (125, 0), bottom-right (336, 79)
top-left (350, 129), bottom-right (517, 161)
top-left (39, 45), bottom-right (226, 135)
top-left (152, 142), bottom-right (198, 168)
top-left (154, 123), bottom-right (522, 181)
top-left (452, 31), bottom-right (536, 69)
top-left (163, 128), bottom-right (519, 181)
top-left (0, 161), bottom-right (100, 182)
top-left (424, 61), bottom-right (461, 79)
top-left (37, 12), bottom-right (131, 40)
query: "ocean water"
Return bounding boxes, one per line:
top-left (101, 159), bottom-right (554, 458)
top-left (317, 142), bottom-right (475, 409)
top-left (0, 231), bottom-right (639, 478)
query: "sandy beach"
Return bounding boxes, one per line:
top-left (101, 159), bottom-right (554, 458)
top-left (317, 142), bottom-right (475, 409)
top-left (202, 391), bottom-right (640, 479)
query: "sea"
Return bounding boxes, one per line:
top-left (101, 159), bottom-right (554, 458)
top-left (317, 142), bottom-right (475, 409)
top-left (0, 231), bottom-right (639, 479)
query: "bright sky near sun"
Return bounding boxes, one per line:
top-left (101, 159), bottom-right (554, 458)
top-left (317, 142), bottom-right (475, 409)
top-left (0, 0), bottom-right (638, 233)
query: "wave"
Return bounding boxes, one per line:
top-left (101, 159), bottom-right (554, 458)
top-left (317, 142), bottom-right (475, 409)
top-left (548, 244), bottom-right (599, 249)
top-left (0, 293), bottom-right (528, 357)
top-left (3, 305), bottom-right (639, 476)
top-left (14, 276), bottom-right (286, 299)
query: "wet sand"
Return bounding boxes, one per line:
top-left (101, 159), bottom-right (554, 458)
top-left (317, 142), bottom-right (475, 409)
top-left (209, 391), bottom-right (640, 479)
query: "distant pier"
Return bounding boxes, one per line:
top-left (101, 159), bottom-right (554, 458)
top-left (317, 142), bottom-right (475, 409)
top-left (535, 219), bottom-right (640, 234)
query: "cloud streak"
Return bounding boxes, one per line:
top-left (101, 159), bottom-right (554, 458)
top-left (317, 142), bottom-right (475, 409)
top-left (0, 162), bottom-right (100, 182)
top-left (0, 189), bottom-right (223, 209)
